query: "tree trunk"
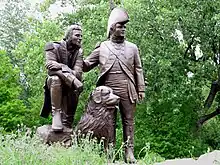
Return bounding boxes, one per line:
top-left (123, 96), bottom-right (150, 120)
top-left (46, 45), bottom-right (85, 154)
top-left (204, 81), bottom-right (220, 109)
top-left (196, 81), bottom-right (220, 129)
top-left (196, 38), bottom-right (220, 129)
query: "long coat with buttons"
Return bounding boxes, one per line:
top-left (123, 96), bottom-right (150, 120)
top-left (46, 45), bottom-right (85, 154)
top-left (83, 40), bottom-right (145, 103)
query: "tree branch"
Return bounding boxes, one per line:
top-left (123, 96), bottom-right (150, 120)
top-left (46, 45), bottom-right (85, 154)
top-left (204, 81), bottom-right (220, 109)
top-left (184, 35), bottom-right (195, 59)
top-left (196, 107), bottom-right (220, 129)
top-left (196, 77), bottom-right (220, 129)
top-left (149, 24), bottom-right (164, 41)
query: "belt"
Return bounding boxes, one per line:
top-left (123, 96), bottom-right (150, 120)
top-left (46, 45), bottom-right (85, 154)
top-left (108, 71), bottom-right (123, 74)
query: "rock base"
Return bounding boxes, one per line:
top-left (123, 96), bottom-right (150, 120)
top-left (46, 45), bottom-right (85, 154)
top-left (36, 125), bottom-right (73, 147)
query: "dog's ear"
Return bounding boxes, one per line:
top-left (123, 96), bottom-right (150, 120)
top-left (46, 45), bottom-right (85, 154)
top-left (92, 88), bottom-right (102, 104)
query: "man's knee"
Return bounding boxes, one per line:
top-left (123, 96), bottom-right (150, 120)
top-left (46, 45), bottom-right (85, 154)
top-left (47, 75), bottom-right (62, 87)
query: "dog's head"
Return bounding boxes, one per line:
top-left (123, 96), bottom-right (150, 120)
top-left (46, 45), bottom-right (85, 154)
top-left (91, 86), bottom-right (120, 106)
top-left (76, 86), bottom-right (119, 141)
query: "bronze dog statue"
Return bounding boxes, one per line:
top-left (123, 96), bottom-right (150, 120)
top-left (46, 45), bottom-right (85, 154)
top-left (76, 86), bottom-right (119, 148)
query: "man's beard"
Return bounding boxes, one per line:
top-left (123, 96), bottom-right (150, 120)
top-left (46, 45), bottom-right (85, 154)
top-left (66, 39), bottom-right (81, 51)
top-left (110, 34), bottom-right (125, 43)
top-left (109, 29), bottom-right (125, 43)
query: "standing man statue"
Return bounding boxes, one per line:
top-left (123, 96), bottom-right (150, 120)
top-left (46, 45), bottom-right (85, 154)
top-left (83, 8), bottom-right (145, 163)
top-left (40, 24), bottom-right (83, 132)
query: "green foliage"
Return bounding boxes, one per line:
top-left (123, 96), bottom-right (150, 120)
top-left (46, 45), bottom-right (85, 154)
top-left (60, 1), bottom-right (109, 53)
top-left (200, 117), bottom-right (220, 149)
top-left (77, 0), bottom-right (108, 5)
top-left (39, 0), bottom-right (56, 12)
top-left (0, 50), bottom-right (27, 131)
top-left (138, 143), bottom-right (165, 164)
top-left (0, 0), bottom-right (31, 59)
top-left (0, 127), bottom-right (164, 165)
top-left (0, 128), bottom-right (106, 165)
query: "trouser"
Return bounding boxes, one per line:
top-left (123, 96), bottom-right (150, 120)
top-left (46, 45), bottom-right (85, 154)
top-left (47, 75), bottom-right (78, 128)
top-left (104, 73), bottom-right (135, 149)
top-left (109, 99), bottom-right (135, 150)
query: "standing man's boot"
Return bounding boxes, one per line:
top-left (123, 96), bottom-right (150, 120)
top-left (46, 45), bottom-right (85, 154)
top-left (124, 126), bottom-right (137, 164)
top-left (125, 145), bottom-right (136, 164)
top-left (49, 75), bottom-right (63, 132)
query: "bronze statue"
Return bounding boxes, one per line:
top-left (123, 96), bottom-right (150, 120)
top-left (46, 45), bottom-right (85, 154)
top-left (83, 8), bottom-right (145, 163)
top-left (76, 86), bottom-right (120, 149)
top-left (40, 24), bottom-right (83, 132)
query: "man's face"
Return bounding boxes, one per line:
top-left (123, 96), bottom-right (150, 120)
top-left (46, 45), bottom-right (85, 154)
top-left (69, 29), bottom-right (82, 47)
top-left (113, 23), bottom-right (126, 37)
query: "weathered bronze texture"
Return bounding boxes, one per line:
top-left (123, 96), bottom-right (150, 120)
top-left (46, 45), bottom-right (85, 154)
top-left (41, 24), bottom-right (83, 132)
top-left (36, 125), bottom-right (73, 147)
top-left (76, 86), bottom-right (120, 149)
top-left (83, 8), bottom-right (145, 163)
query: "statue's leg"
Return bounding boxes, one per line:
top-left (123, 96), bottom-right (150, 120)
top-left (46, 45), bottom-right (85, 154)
top-left (47, 75), bottom-right (63, 132)
top-left (107, 108), bottom-right (117, 162)
top-left (62, 91), bottom-right (79, 129)
top-left (119, 100), bottom-right (136, 164)
top-left (109, 109), bottom-right (117, 146)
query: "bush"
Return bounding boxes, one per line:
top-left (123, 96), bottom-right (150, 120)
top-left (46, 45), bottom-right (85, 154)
top-left (0, 129), bottom-right (106, 165)
top-left (0, 50), bottom-right (27, 131)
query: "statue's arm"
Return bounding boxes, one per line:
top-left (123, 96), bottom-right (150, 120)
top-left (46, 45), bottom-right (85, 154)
top-left (83, 47), bottom-right (100, 72)
top-left (134, 46), bottom-right (145, 93)
top-left (45, 43), bottom-right (61, 72)
top-left (45, 43), bottom-right (67, 77)
top-left (44, 43), bottom-right (77, 76)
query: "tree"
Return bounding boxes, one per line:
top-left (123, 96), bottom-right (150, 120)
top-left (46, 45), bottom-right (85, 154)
top-left (0, 0), bottom-right (31, 61)
top-left (0, 50), bottom-right (27, 131)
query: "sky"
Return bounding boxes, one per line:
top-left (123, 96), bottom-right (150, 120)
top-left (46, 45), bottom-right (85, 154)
top-left (0, 0), bottom-right (76, 19)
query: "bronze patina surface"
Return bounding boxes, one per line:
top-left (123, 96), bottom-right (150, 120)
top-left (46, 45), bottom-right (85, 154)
top-left (76, 86), bottom-right (120, 149)
top-left (41, 24), bottom-right (83, 132)
top-left (83, 8), bottom-right (145, 163)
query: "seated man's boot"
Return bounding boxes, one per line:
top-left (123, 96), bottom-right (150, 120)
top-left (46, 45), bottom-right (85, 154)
top-left (52, 110), bottom-right (63, 132)
top-left (48, 75), bottom-right (63, 132)
top-left (125, 147), bottom-right (137, 164)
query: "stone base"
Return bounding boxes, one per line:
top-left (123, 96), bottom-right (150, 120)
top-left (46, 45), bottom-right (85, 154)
top-left (155, 150), bottom-right (220, 165)
top-left (36, 125), bottom-right (73, 147)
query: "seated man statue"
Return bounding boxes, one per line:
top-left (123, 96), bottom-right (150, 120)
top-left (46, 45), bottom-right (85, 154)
top-left (40, 24), bottom-right (83, 132)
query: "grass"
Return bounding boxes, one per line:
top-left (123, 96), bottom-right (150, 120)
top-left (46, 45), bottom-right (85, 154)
top-left (0, 126), bottom-right (164, 165)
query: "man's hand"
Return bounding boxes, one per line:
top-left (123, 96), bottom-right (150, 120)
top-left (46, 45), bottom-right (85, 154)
top-left (138, 92), bottom-right (145, 101)
top-left (46, 61), bottom-right (61, 70)
top-left (73, 78), bottom-right (83, 93)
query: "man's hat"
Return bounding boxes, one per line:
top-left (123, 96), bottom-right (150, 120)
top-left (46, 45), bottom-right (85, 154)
top-left (107, 7), bottom-right (129, 38)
